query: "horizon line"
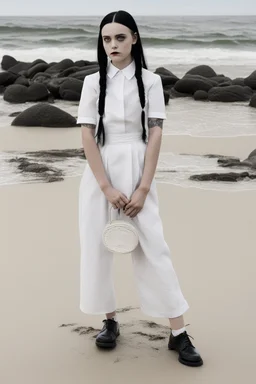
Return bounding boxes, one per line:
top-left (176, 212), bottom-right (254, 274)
top-left (1, 14), bottom-right (256, 17)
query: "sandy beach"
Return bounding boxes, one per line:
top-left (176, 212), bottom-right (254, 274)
top-left (0, 120), bottom-right (256, 383)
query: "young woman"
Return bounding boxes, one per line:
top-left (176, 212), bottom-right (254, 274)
top-left (77, 10), bottom-right (203, 367)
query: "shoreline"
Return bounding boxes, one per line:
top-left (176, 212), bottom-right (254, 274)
top-left (0, 122), bottom-right (256, 157)
top-left (161, 134), bottom-right (256, 158)
top-left (1, 124), bottom-right (256, 190)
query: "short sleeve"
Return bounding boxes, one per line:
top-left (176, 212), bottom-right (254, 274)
top-left (77, 75), bottom-right (98, 125)
top-left (147, 75), bottom-right (166, 120)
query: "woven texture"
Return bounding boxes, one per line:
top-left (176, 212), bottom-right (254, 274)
top-left (102, 219), bottom-right (139, 254)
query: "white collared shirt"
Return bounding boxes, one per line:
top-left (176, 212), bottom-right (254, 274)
top-left (77, 60), bottom-right (166, 134)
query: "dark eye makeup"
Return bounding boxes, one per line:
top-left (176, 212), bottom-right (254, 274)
top-left (103, 34), bottom-right (126, 42)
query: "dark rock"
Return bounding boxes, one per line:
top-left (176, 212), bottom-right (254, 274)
top-left (244, 70), bottom-right (256, 89)
top-left (11, 103), bottom-right (77, 127)
top-left (1, 55), bottom-right (18, 70)
top-left (25, 148), bottom-right (85, 159)
top-left (232, 78), bottom-right (245, 86)
top-left (13, 59), bottom-right (47, 77)
top-left (30, 59), bottom-right (47, 67)
top-left (59, 78), bottom-right (83, 101)
top-left (45, 59), bottom-right (74, 74)
top-left (59, 90), bottom-right (78, 101)
top-left (74, 60), bottom-right (98, 67)
top-left (47, 78), bottom-right (68, 98)
top-left (9, 112), bottom-right (21, 117)
top-left (18, 162), bottom-right (51, 173)
top-left (217, 158), bottom-right (244, 167)
top-left (218, 81), bottom-right (233, 87)
top-left (68, 66), bottom-right (99, 81)
top-left (190, 150), bottom-right (256, 181)
top-left (0, 85), bottom-right (5, 94)
top-left (0, 71), bottom-right (18, 86)
top-left (204, 154), bottom-right (240, 161)
top-left (185, 74), bottom-right (218, 86)
top-left (244, 86), bottom-right (253, 94)
top-left (194, 90), bottom-right (208, 100)
top-left (59, 64), bottom-right (98, 78)
top-left (248, 149), bottom-right (256, 159)
top-left (26, 63), bottom-right (49, 78)
top-left (58, 66), bottom-right (84, 77)
top-left (211, 76), bottom-right (232, 84)
top-left (4, 84), bottom-right (29, 103)
top-left (185, 65), bottom-right (217, 78)
top-left (155, 68), bottom-right (179, 86)
top-left (14, 76), bottom-right (30, 86)
top-left (4, 83), bottom-right (49, 103)
top-left (155, 67), bottom-right (178, 78)
top-left (47, 176), bottom-right (64, 183)
top-left (190, 171), bottom-right (255, 182)
top-left (208, 85), bottom-right (253, 102)
top-left (73, 60), bottom-right (90, 68)
top-left (244, 149), bottom-right (256, 168)
top-left (170, 87), bottom-right (191, 98)
top-left (249, 94), bottom-right (256, 108)
top-left (10, 156), bottom-right (65, 183)
top-left (32, 72), bottom-right (52, 82)
top-left (217, 149), bottom-right (256, 169)
top-left (8, 156), bottom-right (27, 164)
top-left (217, 157), bottom-right (240, 164)
top-left (158, 74), bottom-right (179, 87)
top-left (174, 75), bottom-right (216, 95)
top-left (8, 62), bottom-right (32, 75)
top-left (163, 84), bottom-right (174, 94)
top-left (26, 83), bottom-right (49, 101)
top-left (47, 94), bottom-right (55, 103)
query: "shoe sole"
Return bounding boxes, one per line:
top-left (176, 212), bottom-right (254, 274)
top-left (96, 340), bottom-right (117, 349)
top-left (169, 346), bottom-right (203, 367)
top-left (95, 332), bottom-right (120, 349)
top-left (179, 356), bottom-right (204, 367)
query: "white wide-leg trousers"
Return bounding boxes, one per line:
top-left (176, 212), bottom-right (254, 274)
top-left (78, 133), bottom-right (189, 318)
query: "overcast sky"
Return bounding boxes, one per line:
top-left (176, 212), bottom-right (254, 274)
top-left (1, 0), bottom-right (256, 16)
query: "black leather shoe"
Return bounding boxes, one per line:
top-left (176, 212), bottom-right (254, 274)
top-left (95, 319), bottom-right (120, 349)
top-left (168, 331), bottom-right (203, 367)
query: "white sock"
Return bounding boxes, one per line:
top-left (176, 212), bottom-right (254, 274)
top-left (172, 327), bottom-right (186, 337)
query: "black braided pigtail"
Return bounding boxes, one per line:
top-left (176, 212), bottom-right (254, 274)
top-left (95, 30), bottom-right (108, 146)
top-left (133, 41), bottom-right (147, 143)
top-left (134, 57), bottom-right (146, 143)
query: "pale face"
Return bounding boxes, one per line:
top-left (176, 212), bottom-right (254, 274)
top-left (101, 22), bottom-right (137, 68)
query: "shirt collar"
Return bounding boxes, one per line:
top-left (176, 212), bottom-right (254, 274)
top-left (107, 60), bottom-right (135, 80)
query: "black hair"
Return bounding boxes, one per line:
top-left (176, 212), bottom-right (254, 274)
top-left (95, 10), bottom-right (148, 146)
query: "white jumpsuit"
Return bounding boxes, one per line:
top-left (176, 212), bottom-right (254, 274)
top-left (77, 60), bottom-right (189, 318)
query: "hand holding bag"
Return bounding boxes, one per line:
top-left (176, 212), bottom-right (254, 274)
top-left (102, 206), bottom-right (139, 254)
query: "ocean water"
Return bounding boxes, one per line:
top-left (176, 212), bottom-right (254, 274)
top-left (0, 15), bottom-right (256, 189)
top-left (1, 15), bottom-right (256, 76)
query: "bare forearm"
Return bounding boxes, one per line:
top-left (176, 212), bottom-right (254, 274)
top-left (81, 125), bottom-right (111, 191)
top-left (139, 125), bottom-right (163, 192)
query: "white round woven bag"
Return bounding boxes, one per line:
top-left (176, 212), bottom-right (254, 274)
top-left (102, 207), bottom-right (139, 254)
